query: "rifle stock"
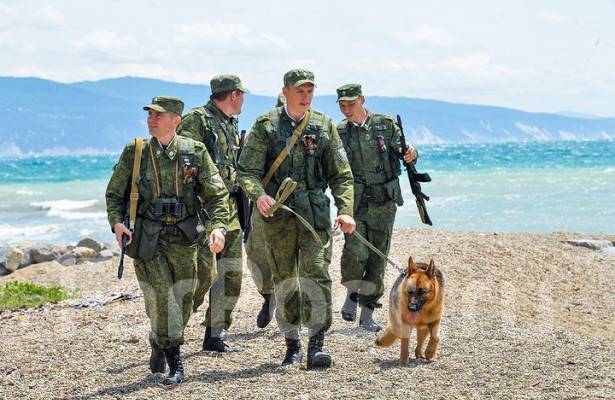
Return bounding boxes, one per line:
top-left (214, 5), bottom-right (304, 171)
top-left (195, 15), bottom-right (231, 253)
top-left (396, 115), bottom-right (433, 226)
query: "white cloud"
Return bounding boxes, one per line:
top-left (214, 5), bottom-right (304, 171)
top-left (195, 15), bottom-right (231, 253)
top-left (394, 24), bottom-right (456, 47)
top-left (381, 60), bottom-right (418, 72)
top-left (174, 22), bottom-right (286, 51)
top-left (72, 31), bottom-right (155, 62)
top-left (541, 12), bottom-right (563, 22)
top-left (429, 54), bottom-right (529, 82)
top-left (0, 2), bottom-right (16, 29)
top-left (33, 6), bottom-right (66, 30)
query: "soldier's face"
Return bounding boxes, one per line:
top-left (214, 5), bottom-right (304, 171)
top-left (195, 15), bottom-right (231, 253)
top-left (283, 83), bottom-right (314, 116)
top-left (339, 97), bottom-right (366, 124)
top-left (231, 90), bottom-right (245, 115)
top-left (147, 110), bottom-right (180, 137)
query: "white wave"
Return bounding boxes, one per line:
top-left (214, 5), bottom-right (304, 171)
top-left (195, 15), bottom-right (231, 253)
top-left (31, 199), bottom-right (99, 211)
top-left (0, 223), bottom-right (63, 239)
top-left (46, 209), bottom-right (107, 221)
top-left (16, 190), bottom-right (44, 196)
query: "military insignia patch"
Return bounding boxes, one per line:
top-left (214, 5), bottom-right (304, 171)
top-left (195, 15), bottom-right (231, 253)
top-left (337, 147), bottom-right (349, 163)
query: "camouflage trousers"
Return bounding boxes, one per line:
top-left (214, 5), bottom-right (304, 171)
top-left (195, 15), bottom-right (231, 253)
top-left (192, 227), bottom-right (243, 330)
top-left (341, 201), bottom-right (396, 309)
top-left (133, 238), bottom-right (198, 349)
top-left (262, 213), bottom-right (332, 338)
top-left (245, 211), bottom-right (274, 295)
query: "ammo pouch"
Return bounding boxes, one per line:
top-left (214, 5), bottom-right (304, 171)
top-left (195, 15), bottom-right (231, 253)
top-left (383, 179), bottom-right (404, 206)
top-left (124, 217), bottom-right (142, 259)
top-left (176, 215), bottom-right (199, 244)
top-left (125, 217), bottom-right (161, 261)
top-left (360, 179), bottom-right (404, 207)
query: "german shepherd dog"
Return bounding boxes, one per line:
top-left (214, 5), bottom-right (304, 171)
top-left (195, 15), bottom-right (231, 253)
top-left (375, 257), bottom-right (444, 365)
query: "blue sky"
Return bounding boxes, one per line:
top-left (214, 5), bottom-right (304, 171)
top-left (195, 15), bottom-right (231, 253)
top-left (1, 0), bottom-right (614, 116)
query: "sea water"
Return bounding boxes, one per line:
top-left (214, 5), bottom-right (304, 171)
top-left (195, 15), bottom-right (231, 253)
top-left (0, 140), bottom-right (613, 245)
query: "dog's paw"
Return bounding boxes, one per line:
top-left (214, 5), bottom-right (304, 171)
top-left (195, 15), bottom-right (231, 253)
top-left (425, 348), bottom-right (437, 360)
top-left (414, 348), bottom-right (425, 359)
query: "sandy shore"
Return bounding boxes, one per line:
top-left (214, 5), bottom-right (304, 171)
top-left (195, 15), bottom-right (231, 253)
top-left (0, 228), bottom-right (614, 399)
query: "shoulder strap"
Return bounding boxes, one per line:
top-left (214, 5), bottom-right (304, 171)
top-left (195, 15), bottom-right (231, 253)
top-left (129, 138), bottom-right (144, 230)
top-left (261, 110), bottom-right (311, 187)
top-left (177, 135), bottom-right (195, 155)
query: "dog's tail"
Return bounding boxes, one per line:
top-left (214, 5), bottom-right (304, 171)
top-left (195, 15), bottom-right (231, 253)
top-left (375, 329), bottom-right (397, 347)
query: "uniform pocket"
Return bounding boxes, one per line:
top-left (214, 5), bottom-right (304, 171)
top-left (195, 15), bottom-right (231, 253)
top-left (177, 215), bottom-right (199, 244)
top-left (138, 218), bottom-right (162, 261)
top-left (384, 179), bottom-right (404, 206)
top-left (308, 191), bottom-right (331, 230)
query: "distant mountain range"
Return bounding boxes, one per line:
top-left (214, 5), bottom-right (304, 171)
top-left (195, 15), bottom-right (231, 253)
top-left (1, 76), bottom-right (614, 155)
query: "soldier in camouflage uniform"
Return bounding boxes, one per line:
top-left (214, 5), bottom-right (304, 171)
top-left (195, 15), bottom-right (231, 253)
top-left (177, 75), bottom-right (247, 352)
top-left (105, 96), bottom-right (229, 385)
top-left (237, 70), bottom-right (356, 369)
top-left (336, 84), bottom-right (417, 332)
top-left (244, 92), bottom-right (286, 329)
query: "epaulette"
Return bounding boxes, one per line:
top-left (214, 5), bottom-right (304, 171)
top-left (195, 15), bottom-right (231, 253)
top-left (177, 136), bottom-right (196, 155)
top-left (336, 119), bottom-right (349, 131)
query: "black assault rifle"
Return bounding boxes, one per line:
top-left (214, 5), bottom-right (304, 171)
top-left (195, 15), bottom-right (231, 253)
top-left (397, 115), bottom-right (433, 226)
top-left (117, 211), bottom-right (129, 279)
top-left (233, 130), bottom-right (252, 242)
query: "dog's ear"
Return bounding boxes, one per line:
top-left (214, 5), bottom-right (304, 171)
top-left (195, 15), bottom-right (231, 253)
top-left (407, 256), bottom-right (418, 276)
top-left (426, 259), bottom-right (436, 278)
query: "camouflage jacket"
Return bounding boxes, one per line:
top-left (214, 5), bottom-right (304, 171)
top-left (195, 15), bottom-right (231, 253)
top-left (237, 107), bottom-right (354, 227)
top-left (337, 112), bottom-right (404, 208)
top-left (105, 134), bottom-right (229, 234)
top-left (178, 101), bottom-right (240, 231)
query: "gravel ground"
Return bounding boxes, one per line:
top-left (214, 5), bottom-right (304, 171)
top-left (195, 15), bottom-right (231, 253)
top-left (1, 229), bottom-right (614, 399)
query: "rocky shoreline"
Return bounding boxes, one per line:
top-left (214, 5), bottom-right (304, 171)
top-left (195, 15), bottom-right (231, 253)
top-left (0, 229), bottom-right (614, 399)
top-left (0, 238), bottom-right (119, 276)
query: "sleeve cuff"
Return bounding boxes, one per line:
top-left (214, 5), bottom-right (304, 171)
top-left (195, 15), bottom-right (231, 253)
top-left (337, 207), bottom-right (353, 217)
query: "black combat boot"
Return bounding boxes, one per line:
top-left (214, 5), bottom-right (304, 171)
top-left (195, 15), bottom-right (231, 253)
top-left (307, 329), bottom-right (332, 370)
top-left (162, 346), bottom-right (184, 386)
top-left (256, 292), bottom-right (276, 329)
top-left (202, 326), bottom-right (230, 352)
top-left (359, 306), bottom-right (382, 332)
top-left (281, 337), bottom-right (303, 365)
top-left (340, 290), bottom-right (358, 321)
top-left (149, 337), bottom-right (166, 374)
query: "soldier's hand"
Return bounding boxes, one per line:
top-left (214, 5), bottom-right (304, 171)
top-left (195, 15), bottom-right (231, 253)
top-left (209, 229), bottom-right (226, 253)
top-left (113, 223), bottom-right (132, 247)
top-left (256, 194), bottom-right (276, 217)
top-left (403, 146), bottom-right (418, 163)
top-left (334, 214), bottom-right (356, 234)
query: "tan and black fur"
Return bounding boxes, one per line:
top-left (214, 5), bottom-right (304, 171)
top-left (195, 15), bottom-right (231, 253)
top-left (375, 257), bottom-right (445, 365)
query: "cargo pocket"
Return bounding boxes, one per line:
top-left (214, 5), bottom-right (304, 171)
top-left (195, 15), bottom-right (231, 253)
top-left (138, 218), bottom-right (162, 261)
top-left (308, 191), bottom-right (331, 230)
top-left (177, 215), bottom-right (199, 244)
top-left (384, 179), bottom-right (404, 206)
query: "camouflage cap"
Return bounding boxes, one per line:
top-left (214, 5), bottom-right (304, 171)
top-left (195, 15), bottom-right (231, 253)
top-left (143, 96), bottom-right (184, 115)
top-left (336, 84), bottom-right (362, 102)
top-left (210, 74), bottom-right (249, 95)
top-left (283, 69), bottom-right (316, 87)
